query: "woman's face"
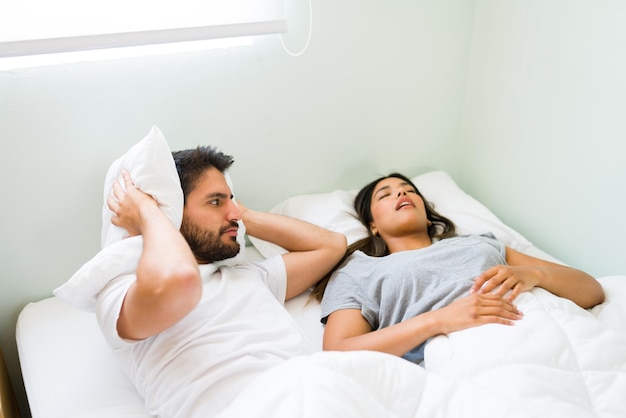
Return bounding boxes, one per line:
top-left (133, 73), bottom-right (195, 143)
top-left (368, 177), bottom-right (429, 240)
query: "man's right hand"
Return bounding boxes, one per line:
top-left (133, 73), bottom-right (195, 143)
top-left (107, 170), bottom-right (156, 237)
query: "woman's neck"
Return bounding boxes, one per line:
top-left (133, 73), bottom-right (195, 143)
top-left (385, 234), bottom-right (432, 254)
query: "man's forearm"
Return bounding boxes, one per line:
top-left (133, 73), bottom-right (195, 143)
top-left (242, 208), bottom-right (337, 252)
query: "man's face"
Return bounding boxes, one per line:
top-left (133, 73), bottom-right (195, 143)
top-left (180, 167), bottom-right (242, 263)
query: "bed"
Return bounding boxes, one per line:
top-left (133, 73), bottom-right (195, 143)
top-left (16, 127), bottom-right (626, 418)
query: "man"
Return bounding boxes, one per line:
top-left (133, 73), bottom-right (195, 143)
top-left (98, 146), bottom-right (347, 418)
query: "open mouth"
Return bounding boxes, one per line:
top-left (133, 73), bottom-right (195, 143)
top-left (396, 198), bottom-right (414, 210)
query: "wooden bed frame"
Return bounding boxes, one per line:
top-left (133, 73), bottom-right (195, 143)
top-left (0, 347), bottom-right (19, 418)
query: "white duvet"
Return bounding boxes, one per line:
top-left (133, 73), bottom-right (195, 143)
top-left (219, 276), bottom-right (626, 418)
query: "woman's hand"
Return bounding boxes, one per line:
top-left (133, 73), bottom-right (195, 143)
top-left (470, 246), bottom-right (605, 309)
top-left (470, 265), bottom-right (540, 302)
top-left (436, 293), bottom-right (524, 334)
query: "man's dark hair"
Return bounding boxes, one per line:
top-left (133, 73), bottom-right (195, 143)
top-left (172, 146), bottom-right (234, 203)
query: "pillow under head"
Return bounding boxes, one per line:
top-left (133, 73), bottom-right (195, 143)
top-left (249, 171), bottom-right (533, 258)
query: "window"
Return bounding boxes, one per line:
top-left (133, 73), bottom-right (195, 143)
top-left (0, 0), bottom-right (285, 63)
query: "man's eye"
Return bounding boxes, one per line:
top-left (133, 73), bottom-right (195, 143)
top-left (209, 199), bottom-right (221, 206)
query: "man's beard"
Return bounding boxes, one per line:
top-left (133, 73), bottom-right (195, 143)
top-left (180, 219), bottom-right (241, 263)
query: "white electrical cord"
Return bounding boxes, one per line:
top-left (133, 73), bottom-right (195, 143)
top-left (280, 0), bottom-right (312, 57)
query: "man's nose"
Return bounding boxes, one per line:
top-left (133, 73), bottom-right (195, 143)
top-left (229, 201), bottom-right (243, 221)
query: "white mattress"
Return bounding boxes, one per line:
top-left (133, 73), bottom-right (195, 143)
top-left (17, 296), bottom-right (151, 418)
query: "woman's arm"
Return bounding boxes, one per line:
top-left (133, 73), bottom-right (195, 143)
top-left (323, 293), bottom-right (522, 355)
top-left (471, 247), bottom-right (605, 309)
top-left (240, 206), bottom-right (347, 300)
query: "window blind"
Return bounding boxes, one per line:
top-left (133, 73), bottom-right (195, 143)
top-left (0, 0), bottom-right (286, 58)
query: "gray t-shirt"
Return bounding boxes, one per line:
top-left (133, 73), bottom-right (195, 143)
top-left (320, 234), bottom-right (506, 364)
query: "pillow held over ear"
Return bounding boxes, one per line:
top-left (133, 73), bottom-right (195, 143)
top-left (56, 126), bottom-right (250, 311)
top-left (101, 125), bottom-right (183, 248)
top-left (56, 125), bottom-right (184, 311)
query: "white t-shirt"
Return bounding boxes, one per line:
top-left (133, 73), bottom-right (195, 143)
top-left (96, 256), bottom-right (314, 418)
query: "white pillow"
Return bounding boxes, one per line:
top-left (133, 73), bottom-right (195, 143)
top-left (249, 170), bottom-right (533, 258)
top-left (54, 237), bottom-right (144, 311)
top-left (56, 125), bottom-right (246, 311)
top-left (56, 125), bottom-right (183, 311)
top-left (101, 125), bottom-right (183, 248)
top-left (412, 171), bottom-right (531, 250)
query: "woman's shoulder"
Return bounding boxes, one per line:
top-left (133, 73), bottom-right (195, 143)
top-left (333, 250), bottom-right (387, 278)
top-left (341, 249), bottom-right (375, 267)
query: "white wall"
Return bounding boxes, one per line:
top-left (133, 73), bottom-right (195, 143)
top-left (459, 0), bottom-right (626, 277)
top-left (0, 1), bottom-right (476, 416)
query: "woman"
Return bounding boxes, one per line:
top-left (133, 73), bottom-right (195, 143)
top-left (314, 173), bottom-right (605, 364)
